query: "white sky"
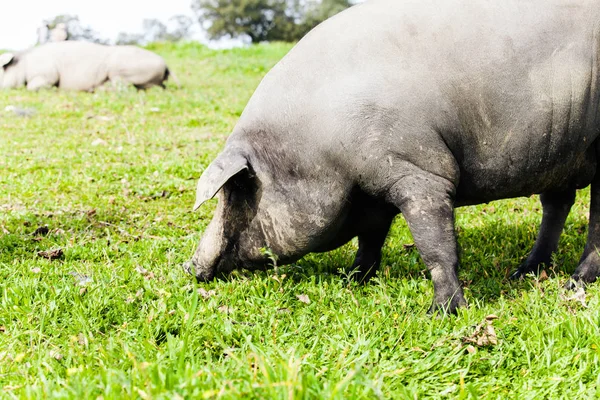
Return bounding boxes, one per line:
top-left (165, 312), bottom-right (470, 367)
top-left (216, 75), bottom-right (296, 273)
top-left (0, 0), bottom-right (201, 50)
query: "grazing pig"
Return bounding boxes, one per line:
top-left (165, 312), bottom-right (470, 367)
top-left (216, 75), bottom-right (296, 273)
top-left (0, 41), bottom-right (175, 91)
top-left (186, 0), bottom-right (600, 313)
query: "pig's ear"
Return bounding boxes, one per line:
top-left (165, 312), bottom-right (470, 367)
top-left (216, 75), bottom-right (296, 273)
top-left (194, 149), bottom-right (248, 210)
top-left (0, 53), bottom-right (15, 68)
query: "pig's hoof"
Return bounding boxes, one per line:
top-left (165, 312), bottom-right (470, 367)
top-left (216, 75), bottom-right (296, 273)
top-left (508, 268), bottom-right (526, 280)
top-left (509, 263), bottom-right (545, 280)
top-left (564, 275), bottom-right (586, 291)
top-left (428, 294), bottom-right (467, 316)
top-left (351, 269), bottom-right (377, 284)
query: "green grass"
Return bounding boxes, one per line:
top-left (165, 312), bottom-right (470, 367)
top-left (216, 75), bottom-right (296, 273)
top-left (1, 41), bottom-right (600, 399)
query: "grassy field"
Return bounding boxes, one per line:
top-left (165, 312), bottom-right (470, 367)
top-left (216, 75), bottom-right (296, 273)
top-left (1, 41), bottom-right (599, 399)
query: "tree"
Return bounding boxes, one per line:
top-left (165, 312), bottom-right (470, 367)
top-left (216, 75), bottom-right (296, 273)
top-left (193, 0), bottom-right (292, 43)
top-left (304, 0), bottom-right (353, 27)
top-left (166, 15), bottom-right (195, 42)
top-left (115, 32), bottom-right (145, 46)
top-left (142, 19), bottom-right (168, 42)
top-left (116, 15), bottom-right (195, 45)
top-left (43, 14), bottom-right (107, 44)
top-left (192, 0), bottom-right (353, 43)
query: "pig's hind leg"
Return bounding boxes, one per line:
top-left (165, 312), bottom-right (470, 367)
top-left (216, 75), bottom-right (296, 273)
top-left (567, 176), bottom-right (600, 289)
top-left (509, 189), bottom-right (576, 280)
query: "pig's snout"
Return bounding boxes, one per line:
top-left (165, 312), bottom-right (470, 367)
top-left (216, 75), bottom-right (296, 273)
top-left (182, 260), bottom-right (193, 275)
top-left (183, 257), bottom-right (217, 282)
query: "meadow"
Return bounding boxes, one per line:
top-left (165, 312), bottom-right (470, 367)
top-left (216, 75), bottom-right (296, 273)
top-left (1, 42), bottom-right (599, 399)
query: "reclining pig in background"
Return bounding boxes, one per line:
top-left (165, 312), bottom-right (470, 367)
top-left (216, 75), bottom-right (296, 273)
top-left (186, 0), bottom-right (600, 313)
top-left (0, 41), bottom-right (175, 91)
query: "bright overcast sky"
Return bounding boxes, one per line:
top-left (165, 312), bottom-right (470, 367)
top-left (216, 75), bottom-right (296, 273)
top-left (0, 0), bottom-right (200, 50)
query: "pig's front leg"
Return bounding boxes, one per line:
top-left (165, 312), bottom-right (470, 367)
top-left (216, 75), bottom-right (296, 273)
top-left (351, 223), bottom-right (392, 283)
top-left (388, 173), bottom-right (466, 314)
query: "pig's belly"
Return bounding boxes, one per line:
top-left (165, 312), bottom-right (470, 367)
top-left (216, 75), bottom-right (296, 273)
top-left (454, 146), bottom-right (597, 206)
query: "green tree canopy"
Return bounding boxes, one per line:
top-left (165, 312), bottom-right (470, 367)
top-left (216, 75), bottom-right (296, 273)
top-left (116, 15), bottom-right (195, 46)
top-left (192, 0), bottom-right (354, 43)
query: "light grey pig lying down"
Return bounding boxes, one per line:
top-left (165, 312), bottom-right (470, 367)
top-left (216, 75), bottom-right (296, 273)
top-left (0, 41), bottom-right (175, 91)
top-left (186, 0), bottom-right (600, 314)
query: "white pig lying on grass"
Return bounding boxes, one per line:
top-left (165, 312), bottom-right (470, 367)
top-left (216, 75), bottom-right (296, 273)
top-left (0, 41), bottom-right (178, 91)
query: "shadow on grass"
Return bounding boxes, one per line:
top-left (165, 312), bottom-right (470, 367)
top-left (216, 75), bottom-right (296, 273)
top-left (1, 205), bottom-right (592, 307)
top-left (453, 214), bottom-right (587, 302)
top-left (211, 211), bottom-right (590, 307)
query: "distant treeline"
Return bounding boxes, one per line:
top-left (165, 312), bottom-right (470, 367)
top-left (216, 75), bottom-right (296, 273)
top-left (41, 0), bottom-right (355, 46)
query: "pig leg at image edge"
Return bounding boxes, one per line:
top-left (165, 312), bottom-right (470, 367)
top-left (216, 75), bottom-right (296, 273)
top-left (567, 174), bottom-right (600, 289)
